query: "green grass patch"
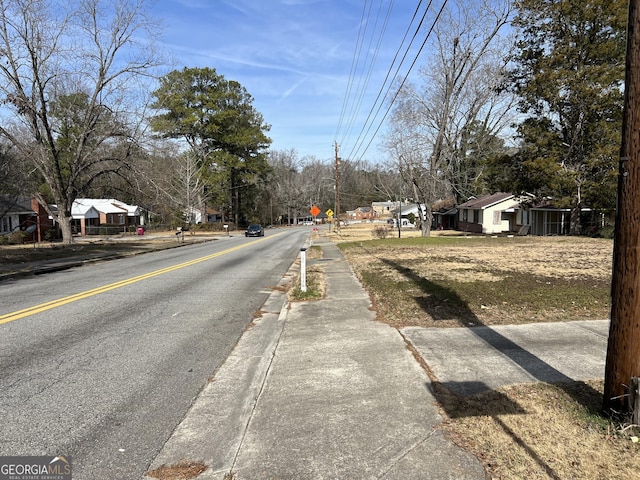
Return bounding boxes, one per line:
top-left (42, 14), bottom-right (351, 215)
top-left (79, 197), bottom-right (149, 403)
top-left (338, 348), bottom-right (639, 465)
top-left (289, 266), bottom-right (325, 301)
top-left (356, 262), bottom-right (610, 327)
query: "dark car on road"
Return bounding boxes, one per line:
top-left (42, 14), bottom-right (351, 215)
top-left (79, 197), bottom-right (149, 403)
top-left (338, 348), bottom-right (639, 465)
top-left (245, 224), bottom-right (264, 237)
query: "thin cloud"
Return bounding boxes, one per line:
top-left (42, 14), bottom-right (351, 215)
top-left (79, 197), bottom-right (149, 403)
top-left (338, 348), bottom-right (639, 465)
top-left (150, 0), bottom-right (416, 160)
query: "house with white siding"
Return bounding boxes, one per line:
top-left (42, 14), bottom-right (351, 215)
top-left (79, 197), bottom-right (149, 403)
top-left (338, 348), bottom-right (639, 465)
top-left (457, 193), bottom-right (529, 235)
top-left (70, 198), bottom-right (141, 235)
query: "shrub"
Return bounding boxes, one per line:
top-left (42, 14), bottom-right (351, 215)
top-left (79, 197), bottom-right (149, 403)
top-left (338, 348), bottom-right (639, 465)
top-left (372, 225), bottom-right (389, 239)
top-left (44, 229), bottom-right (57, 242)
top-left (593, 225), bottom-right (615, 239)
top-left (8, 230), bottom-right (27, 245)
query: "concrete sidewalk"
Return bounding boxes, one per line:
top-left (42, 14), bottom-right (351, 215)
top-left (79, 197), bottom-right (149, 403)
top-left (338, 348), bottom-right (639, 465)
top-left (144, 238), bottom-right (486, 479)
top-left (403, 320), bottom-right (608, 397)
top-left (144, 236), bottom-right (608, 480)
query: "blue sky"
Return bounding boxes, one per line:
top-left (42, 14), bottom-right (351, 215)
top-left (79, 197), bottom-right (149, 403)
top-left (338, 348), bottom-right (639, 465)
top-left (150, 0), bottom-right (429, 163)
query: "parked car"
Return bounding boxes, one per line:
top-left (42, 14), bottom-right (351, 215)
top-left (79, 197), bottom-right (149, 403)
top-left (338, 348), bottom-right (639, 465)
top-left (245, 224), bottom-right (264, 237)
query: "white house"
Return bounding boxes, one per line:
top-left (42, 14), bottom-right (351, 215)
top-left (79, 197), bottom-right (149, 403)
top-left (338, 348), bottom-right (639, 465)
top-left (457, 193), bottom-right (528, 234)
top-left (71, 198), bottom-right (141, 235)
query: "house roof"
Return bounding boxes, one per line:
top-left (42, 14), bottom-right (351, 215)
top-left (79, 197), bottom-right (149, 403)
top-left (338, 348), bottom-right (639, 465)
top-left (458, 192), bottom-right (514, 209)
top-left (71, 203), bottom-right (100, 218)
top-left (400, 204), bottom-right (424, 215)
top-left (433, 197), bottom-right (456, 211)
top-left (530, 204), bottom-right (592, 212)
top-left (0, 195), bottom-right (34, 215)
top-left (73, 198), bottom-right (140, 216)
top-left (434, 207), bottom-right (458, 216)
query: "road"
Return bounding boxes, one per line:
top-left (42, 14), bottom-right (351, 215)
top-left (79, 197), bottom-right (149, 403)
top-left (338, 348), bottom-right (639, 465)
top-left (0, 227), bottom-right (311, 479)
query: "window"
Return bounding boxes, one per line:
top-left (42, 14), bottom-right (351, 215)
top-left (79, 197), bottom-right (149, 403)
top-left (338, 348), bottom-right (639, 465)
top-left (494, 211), bottom-right (501, 225)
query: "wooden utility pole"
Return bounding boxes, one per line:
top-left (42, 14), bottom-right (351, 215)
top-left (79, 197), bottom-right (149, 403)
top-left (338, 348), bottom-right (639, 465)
top-left (335, 142), bottom-right (341, 232)
top-left (603, 0), bottom-right (640, 417)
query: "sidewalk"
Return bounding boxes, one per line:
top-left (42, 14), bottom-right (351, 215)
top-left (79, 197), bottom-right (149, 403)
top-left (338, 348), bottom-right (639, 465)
top-left (144, 237), bottom-right (486, 479)
top-left (2, 231), bottom-right (608, 478)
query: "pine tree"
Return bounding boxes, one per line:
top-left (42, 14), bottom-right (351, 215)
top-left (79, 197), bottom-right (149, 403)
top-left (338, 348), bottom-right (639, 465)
top-left (504, 0), bottom-right (626, 233)
top-left (150, 67), bottom-right (272, 225)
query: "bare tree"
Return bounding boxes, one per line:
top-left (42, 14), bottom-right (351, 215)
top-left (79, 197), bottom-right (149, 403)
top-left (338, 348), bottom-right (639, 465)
top-left (386, 0), bottom-right (515, 236)
top-left (267, 149), bottom-right (304, 225)
top-left (0, 145), bottom-right (28, 198)
top-left (0, 0), bottom-right (161, 244)
top-left (157, 150), bottom-right (213, 228)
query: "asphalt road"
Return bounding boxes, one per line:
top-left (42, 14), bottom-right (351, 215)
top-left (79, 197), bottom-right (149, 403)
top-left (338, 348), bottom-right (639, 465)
top-left (0, 227), bottom-right (310, 479)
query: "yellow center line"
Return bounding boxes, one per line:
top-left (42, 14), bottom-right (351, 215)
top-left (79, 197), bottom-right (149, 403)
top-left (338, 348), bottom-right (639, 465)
top-left (0, 235), bottom-right (278, 325)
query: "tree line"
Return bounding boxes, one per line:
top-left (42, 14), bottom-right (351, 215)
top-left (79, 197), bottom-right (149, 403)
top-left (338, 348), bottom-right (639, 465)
top-left (0, 0), bottom-right (627, 244)
top-left (386, 0), bottom-right (626, 237)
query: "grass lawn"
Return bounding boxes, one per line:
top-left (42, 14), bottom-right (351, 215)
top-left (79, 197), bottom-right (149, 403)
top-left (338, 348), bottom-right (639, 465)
top-left (325, 225), bottom-right (639, 479)
top-left (4, 225), bottom-right (635, 478)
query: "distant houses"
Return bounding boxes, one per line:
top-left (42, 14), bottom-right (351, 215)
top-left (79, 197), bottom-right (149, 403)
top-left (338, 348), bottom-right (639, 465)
top-left (1, 192), bottom-right (603, 242)
top-left (345, 192), bottom-right (598, 236)
top-left (0, 196), bottom-right (142, 242)
top-left (0, 196), bottom-right (45, 242)
top-left (70, 198), bottom-right (142, 235)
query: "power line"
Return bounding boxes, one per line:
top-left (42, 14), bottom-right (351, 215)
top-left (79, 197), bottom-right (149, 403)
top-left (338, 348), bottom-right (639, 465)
top-left (336, 0), bottom-right (421, 147)
top-left (344, 0), bottom-right (433, 161)
top-left (334, 1), bottom-right (372, 139)
top-left (349, 0), bottom-right (448, 163)
top-left (337, 0), bottom-right (396, 148)
top-left (336, 0), bottom-right (450, 163)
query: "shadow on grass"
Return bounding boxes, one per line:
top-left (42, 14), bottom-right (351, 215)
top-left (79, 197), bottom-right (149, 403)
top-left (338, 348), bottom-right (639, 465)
top-left (379, 257), bottom-right (602, 478)
top-left (380, 257), bottom-right (599, 393)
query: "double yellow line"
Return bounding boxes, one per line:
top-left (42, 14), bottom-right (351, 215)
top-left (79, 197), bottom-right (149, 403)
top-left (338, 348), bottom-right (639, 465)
top-left (0, 236), bottom-right (274, 325)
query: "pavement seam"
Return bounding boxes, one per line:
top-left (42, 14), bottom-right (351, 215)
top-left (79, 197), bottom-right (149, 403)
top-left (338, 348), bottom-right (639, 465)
top-left (571, 319), bottom-right (610, 337)
top-left (227, 290), bottom-right (292, 478)
top-left (375, 432), bottom-right (437, 479)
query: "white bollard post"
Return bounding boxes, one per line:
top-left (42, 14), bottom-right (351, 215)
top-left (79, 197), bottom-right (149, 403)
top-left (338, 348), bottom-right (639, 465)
top-left (300, 247), bottom-right (307, 292)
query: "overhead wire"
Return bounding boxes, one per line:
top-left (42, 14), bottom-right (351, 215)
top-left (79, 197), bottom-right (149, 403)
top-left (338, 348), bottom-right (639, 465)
top-left (344, 0), bottom-right (431, 161)
top-left (335, 0), bottom-right (450, 163)
top-left (335, 0), bottom-right (427, 159)
top-left (334, 1), bottom-right (371, 140)
top-left (349, 0), bottom-right (449, 162)
top-left (335, 0), bottom-right (416, 151)
top-left (337, 0), bottom-right (396, 148)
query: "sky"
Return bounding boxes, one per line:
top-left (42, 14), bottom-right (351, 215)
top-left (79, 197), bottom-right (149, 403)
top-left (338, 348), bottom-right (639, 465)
top-left (149, 0), bottom-right (433, 164)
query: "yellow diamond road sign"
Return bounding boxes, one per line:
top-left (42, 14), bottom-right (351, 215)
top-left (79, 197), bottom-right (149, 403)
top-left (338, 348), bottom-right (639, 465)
top-left (325, 209), bottom-right (334, 217)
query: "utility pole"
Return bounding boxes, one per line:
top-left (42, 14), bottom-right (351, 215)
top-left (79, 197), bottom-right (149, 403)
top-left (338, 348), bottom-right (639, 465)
top-left (603, 0), bottom-right (640, 417)
top-left (335, 142), bottom-right (341, 233)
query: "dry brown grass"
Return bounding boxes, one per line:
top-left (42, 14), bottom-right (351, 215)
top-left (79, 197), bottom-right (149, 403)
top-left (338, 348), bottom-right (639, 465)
top-left (442, 380), bottom-right (640, 480)
top-left (0, 231), bottom-right (223, 266)
top-left (288, 245), bottom-right (326, 301)
top-left (146, 461), bottom-right (207, 480)
top-left (322, 224), bottom-right (640, 480)
top-left (333, 225), bottom-right (611, 328)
